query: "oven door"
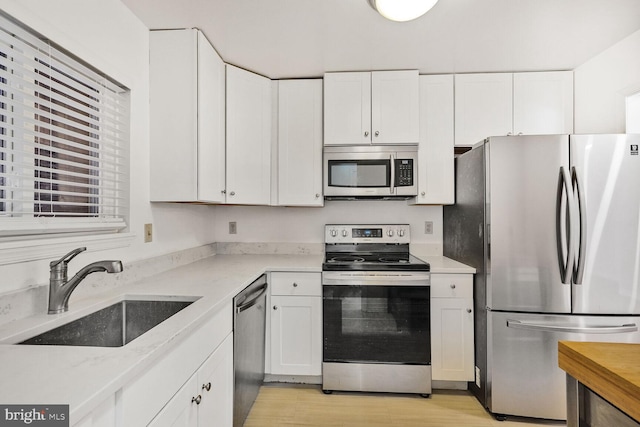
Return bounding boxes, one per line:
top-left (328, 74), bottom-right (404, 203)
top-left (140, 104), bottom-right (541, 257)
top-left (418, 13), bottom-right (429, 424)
top-left (323, 282), bottom-right (430, 365)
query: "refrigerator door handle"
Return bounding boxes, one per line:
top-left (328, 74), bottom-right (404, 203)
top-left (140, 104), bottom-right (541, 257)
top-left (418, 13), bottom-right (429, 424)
top-left (556, 167), bottom-right (575, 284)
top-left (507, 319), bottom-right (638, 334)
top-left (571, 166), bottom-right (586, 285)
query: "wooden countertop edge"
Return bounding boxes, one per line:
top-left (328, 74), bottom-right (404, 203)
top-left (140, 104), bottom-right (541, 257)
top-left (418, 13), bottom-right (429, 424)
top-left (558, 341), bottom-right (640, 422)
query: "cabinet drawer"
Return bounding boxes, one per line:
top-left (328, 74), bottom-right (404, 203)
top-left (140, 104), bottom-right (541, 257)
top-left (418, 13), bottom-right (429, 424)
top-left (271, 272), bottom-right (321, 296)
top-left (430, 274), bottom-right (473, 298)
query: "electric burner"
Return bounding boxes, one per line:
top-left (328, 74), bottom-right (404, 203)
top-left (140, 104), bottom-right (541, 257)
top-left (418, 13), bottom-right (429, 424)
top-left (327, 256), bottom-right (366, 263)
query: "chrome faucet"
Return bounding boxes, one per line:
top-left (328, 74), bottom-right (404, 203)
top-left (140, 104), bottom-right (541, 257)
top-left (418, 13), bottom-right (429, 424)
top-left (48, 247), bottom-right (123, 314)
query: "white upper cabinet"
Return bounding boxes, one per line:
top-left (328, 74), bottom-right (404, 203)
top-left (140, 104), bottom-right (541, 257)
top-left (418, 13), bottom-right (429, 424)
top-left (324, 70), bottom-right (419, 145)
top-left (455, 73), bottom-right (513, 147)
top-left (513, 71), bottom-right (574, 135)
top-left (412, 74), bottom-right (454, 205)
top-left (149, 29), bottom-right (226, 202)
top-left (323, 72), bottom-right (371, 145)
top-left (226, 65), bottom-right (272, 205)
top-left (455, 71), bottom-right (574, 146)
top-left (277, 80), bottom-right (324, 206)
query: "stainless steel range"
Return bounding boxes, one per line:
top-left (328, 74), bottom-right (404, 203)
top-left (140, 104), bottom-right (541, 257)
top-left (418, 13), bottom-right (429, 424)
top-left (322, 224), bottom-right (432, 396)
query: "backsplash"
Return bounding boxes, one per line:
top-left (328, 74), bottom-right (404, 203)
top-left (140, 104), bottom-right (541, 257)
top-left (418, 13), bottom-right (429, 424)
top-left (0, 243), bottom-right (217, 326)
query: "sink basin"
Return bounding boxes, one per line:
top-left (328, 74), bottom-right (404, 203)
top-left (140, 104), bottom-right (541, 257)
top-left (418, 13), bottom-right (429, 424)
top-left (19, 298), bottom-right (198, 347)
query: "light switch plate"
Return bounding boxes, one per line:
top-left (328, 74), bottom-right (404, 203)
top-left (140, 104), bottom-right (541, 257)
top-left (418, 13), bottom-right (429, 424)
top-left (229, 221), bottom-right (237, 234)
top-left (144, 223), bottom-right (153, 243)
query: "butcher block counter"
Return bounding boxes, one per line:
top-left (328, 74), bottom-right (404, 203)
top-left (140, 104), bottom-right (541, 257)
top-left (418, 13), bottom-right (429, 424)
top-left (558, 341), bottom-right (640, 426)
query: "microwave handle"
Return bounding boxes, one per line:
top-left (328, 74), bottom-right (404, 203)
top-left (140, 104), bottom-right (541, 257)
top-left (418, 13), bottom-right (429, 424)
top-left (389, 154), bottom-right (395, 194)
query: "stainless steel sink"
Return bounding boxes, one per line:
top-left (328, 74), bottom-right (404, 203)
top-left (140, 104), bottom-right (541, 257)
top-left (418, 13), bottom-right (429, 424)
top-left (19, 298), bottom-right (198, 347)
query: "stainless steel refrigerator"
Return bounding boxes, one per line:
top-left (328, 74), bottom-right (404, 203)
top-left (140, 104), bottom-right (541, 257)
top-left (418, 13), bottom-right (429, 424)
top-left (443, 134), bottom-right (640, 420)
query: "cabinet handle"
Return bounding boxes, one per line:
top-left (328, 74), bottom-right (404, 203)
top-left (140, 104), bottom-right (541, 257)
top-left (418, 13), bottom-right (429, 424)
top-left (273, 305), bottom-right (278, 310)
top-left (202, 382), bottom-right (211, 392)
top-left (421, 191), bottom-right (425, 196)
top-left (507, 132), bottom-right (513, 136)
top-left (374, 131), bottom-right (379, 137)
top-left (315, 193), bottom-right (320, 198)
top-left (517, 132), bottom-right (523, 135)
top-left (450, 284), bottom-right (456, 289)
top-left (192, 395), bottom-right (202, 405)
top-left (364, 131), bottom-right (369, 137)
top-left (221, 190), bottom-right (226, 194)
top-left (292, 282), bottom-right (298, 287)
top-left (230, 191), bottom-right (236, 196)
top-left (467, 308), bottom-right (472, 313)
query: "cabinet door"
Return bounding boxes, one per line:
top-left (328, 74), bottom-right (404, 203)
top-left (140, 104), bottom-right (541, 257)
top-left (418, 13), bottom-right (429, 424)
top-left (323, 72), bottom-right (371, 145)
top-left (431, 297), bottom-right (474, 381)
top-left (226, 65), bottom-right (272, 205)
top-left (277, 80), bottom-right (323, 206)
top-left (513, 71), bottom-right (574, 135)
top-left (270, 295), bottom-right (322, 376)
top-left (148, 375), bottom-right (199, 427)
top-left (196, 31), bottom-right (226, 203)
top-left (371, 70), bottom-right (419, 144)
top-left (198, 333), bottom-right (233, 427)
top-left (149, 29), bottom-right (198, 201)
top-left (414, 74), bottom-right (454, 205)
top-left (455, 73), bottom-right (513, 146)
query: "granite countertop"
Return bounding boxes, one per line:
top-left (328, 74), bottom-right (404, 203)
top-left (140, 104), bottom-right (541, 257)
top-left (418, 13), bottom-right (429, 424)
top-left (0, 253), bottom-right (473, 424)
top-left (558, 341), bottom-right (640, 422)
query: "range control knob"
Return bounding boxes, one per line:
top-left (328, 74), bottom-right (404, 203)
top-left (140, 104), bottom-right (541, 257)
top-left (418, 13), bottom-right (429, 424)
top-left (342, 229), bottom-right (348, 237)
top-left (330, 229), bottom-right (338, 237)
top-left (387, 229), bottom-right (394, 237)
top-left (398, 229), bottom-right (405, 237)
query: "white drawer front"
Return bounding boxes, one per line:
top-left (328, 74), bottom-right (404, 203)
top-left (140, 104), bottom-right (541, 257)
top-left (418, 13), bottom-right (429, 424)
top-left (271, 272), bottom-right (321, 296)
top-left (430, 274), bottom-right (473, 299)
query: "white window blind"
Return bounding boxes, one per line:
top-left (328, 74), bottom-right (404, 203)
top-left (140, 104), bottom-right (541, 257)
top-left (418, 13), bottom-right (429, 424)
top-left (0, 13), bottom-right (129, 239)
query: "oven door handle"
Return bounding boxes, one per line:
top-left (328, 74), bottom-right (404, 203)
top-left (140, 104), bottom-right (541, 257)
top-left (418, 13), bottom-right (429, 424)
top-left (322, 272), bottom-right (430, 286)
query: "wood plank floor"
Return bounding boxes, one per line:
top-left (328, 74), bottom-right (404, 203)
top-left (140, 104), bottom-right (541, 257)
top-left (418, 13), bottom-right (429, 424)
top-left (245, 384), bottom-right (566, 427)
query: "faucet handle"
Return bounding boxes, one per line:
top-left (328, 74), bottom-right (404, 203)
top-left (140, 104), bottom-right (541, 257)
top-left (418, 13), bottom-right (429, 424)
top-left (50, 247), bottom-right (87, 268)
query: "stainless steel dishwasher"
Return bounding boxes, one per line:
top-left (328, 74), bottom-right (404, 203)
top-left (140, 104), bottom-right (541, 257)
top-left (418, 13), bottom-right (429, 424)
top-left (233, 274), bottom-right (268, 427)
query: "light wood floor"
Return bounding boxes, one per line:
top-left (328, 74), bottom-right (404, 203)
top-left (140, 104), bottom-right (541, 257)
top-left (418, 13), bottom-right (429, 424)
top-left (245, 384), bottom-right (566, 427)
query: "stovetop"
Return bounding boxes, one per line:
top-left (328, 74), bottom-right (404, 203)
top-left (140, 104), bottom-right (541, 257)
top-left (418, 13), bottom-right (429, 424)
top-left (322, 252), bottom-right (430, 272)
top-left (322, 224), bottom-right (430, 272)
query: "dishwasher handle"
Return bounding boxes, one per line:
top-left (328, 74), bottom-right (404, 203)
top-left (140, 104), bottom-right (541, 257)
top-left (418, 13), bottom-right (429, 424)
top-left (235, 283), bottom-right (268, 314)
top-left (507, 320), bottom-right (638, 334)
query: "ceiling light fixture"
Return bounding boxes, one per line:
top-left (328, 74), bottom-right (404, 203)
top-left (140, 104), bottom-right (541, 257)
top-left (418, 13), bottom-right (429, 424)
top-left (368, 0), bottom-right (439, 22)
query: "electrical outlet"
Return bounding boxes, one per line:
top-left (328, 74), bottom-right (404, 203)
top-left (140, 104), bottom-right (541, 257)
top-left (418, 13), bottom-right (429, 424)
top-left (229, 221), bottom-right (237, 234)
top-left (475, 366), bottom-right (481, 388)
top-left (144, 223), bottom-right (153, 243)
top-left (424, 221), bottom-right (433, 234)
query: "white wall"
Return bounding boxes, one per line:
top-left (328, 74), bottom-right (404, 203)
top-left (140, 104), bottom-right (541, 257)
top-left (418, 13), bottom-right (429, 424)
top-left (0, 0), bottom-right (217, 294)
top-left (213, 202), bottom-right (443, 249)
top-left (574, 29), bottom-right (640, 133)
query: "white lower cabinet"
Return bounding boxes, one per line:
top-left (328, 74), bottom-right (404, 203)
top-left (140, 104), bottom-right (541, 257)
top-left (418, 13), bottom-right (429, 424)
top-left (268, 272), bottom-right (322, 376)
top-left (430, 274), bottom-right (475, 382)
top-left (149, 334), bottom-right (233, 427)
top-left (120, 302), bottom-right (233, 427)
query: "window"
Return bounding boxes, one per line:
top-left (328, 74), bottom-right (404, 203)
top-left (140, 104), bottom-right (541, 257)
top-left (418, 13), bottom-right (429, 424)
top-left (0, 13), bottom-right (129, 240)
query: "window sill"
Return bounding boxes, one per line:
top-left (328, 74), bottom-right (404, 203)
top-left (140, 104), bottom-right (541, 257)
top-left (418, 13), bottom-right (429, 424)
top-left (0, 233), bottom-right (135, 266)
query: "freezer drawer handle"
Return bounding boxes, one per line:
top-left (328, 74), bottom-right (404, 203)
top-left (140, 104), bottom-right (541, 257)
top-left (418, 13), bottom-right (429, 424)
top-left (507, 320), bottom-right (638, 334)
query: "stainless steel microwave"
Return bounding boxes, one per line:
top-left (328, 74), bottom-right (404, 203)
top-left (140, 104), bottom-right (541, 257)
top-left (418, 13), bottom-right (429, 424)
top-left (323, 145), bottom-right (418, 199)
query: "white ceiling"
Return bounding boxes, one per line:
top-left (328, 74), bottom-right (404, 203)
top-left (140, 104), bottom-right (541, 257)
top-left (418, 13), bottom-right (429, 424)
top-left (121, 0), bottom-right (640, 79)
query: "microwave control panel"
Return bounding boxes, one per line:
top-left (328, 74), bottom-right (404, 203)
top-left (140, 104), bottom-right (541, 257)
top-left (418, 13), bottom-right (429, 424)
top-left (395, 159), bottom-right (414, 186)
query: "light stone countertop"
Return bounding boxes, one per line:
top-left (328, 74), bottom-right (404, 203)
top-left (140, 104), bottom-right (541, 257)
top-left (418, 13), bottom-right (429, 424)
top-left (0, 252), bottom-right (473, 424)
